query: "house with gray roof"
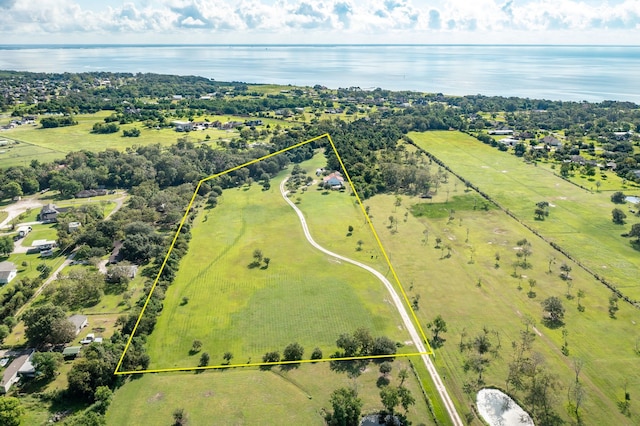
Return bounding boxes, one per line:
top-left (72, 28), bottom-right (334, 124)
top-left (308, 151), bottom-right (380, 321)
top-left (0, 262), bottom-right (17, 285)
top-left (0, 349), bottom-right (35, 393)
top-left (68, 314), bottom-right (88, 336)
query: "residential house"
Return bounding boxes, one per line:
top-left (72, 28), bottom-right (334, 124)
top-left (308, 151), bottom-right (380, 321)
top-left (68, 314), bottom-right (88, 336)
top-left (488, 129), bottom-right (514, 135)
top-left (68, 222), bottom-right (81, 232)
top-left (171, 121), bottom-right (193, 132)
top-left (75, 189), bottom-right (107, 198)
top-left (542, 135), bottom-right (563, 148)
top-left (570, 155), bottom-right (587, 165)
top-left (323, 172), bottom-right (345, 189)
top-left (0, 350), bottom-right (35, 393)
top-left (0, 262), bottom-right (17, 285)
top-left (499, 138), bottom-right (519, 147)
top-left (39, 204), bottom-right (59, 222)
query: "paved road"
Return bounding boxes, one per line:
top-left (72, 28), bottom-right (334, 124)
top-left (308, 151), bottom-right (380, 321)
top-left (279, 178), bottom-right (463, 426)
top-left (0, 198), bottom-right (43, 229)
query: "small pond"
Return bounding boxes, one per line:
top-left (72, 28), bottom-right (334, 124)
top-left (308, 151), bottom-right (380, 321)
top-left (625, 196), bottom-right (640, 204)
top-left (476, 388), bottom-right (534, 426)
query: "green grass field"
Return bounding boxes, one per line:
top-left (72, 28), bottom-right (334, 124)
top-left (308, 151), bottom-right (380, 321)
top-left (410, 130), bottom-right (640, 301)
top-left (140, 154), bottom-right (413, 371)
top-left (107, 358), bottom-right (433, 425)
top-left (0, 112), bottom-right (296, 169)
top-left (22, 224), bottom-right (57, 246)
top-left (357, 134), bottom-right (640, 424)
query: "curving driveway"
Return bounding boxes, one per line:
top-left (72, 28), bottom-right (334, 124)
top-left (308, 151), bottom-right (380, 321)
top-left (279, 178), bottom-right (463, 426)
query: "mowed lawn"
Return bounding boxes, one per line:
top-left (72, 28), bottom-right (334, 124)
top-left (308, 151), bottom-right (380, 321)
top-left (364, 170), bottom-right (640, 421)
top-left (106, 359), bottom-right (433, 425)
top-left (410, 130), bottom-right (640, 300)
top-left (142, 158), bottom-right (412, 371)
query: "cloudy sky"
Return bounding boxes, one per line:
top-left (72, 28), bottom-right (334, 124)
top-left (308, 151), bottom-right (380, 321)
top-left (0, 0), bottom-right (638, 44)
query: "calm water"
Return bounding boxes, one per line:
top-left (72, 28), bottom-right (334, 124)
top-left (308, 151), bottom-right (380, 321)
top-left (1, 44), bottom-right (639, 103)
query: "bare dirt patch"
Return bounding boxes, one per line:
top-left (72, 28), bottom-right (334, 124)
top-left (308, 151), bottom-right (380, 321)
top-left (148, 392), bottom-right (164, 403)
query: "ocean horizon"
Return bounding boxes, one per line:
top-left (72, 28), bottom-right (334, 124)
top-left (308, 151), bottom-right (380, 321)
top-left (1, 44), bottom-right (639, 103)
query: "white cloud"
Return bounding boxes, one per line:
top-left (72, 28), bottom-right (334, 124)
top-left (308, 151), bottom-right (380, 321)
top-left (0, 0), bottom-right (639, 43)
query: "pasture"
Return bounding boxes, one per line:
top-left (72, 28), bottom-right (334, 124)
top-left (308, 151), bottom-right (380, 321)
top-left (360, 138), bottom-right (640, 423)
top-left (141, 154), bottom-right (413, 371)
top-left (410, 130), bottom-right (640, 301)
top-left (106, 358), bottom-right (433, 425)
top-left (0, 111), bottom-right (294, 168)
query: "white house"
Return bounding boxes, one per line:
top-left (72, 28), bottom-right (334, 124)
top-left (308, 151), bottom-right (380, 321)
top-left (0, 262), bottom-right (17, 285)
top-left (171, 120), bottom-right (193, 132)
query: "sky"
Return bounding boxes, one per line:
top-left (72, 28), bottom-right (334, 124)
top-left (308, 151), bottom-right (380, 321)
top-left (0, 0), bottom-right (639, 44)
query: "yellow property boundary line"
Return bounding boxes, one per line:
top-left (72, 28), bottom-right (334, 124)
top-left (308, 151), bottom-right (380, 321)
top-left (114, 133), bottom-right (432, 375)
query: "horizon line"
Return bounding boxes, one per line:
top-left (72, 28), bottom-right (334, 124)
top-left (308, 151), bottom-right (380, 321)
top-left (1, 43), bottom-right (639, 48)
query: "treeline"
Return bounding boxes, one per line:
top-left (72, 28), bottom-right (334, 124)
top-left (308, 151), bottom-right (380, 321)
top-left (0, 138), bottom-right (306, 200)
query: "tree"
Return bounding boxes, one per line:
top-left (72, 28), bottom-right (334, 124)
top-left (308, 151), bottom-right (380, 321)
top-left (311, 347), bottom-right (323, 360)
top-left (609, 293), bottom-right (619, 318)
top-left (262, 351), bottom-right (280, 363)
top-left (0, 397), bottom-right (24, 426)
top-left (428, 315), bottom-right (447, 346)
top-left (23, 303), bottom-right (75, 346)
top-left (541, 296), bottom-right (565, 324)
top-left (521, 280), bottom-right (534, 300)
top-left (611, 191), bottom-right (626, 204)
top-left (371, 336), bottom-right (397, 357)
top-left (283, 342), bottom-right (304, 362)
top-left (560, 262), bottom-right (572, 280)
top-left (252, 249), bottom-right (263, 264)
top-left (223, 351), bottom-right (233, 364)
top-left (379, 361), bottom-right (392, 377)
top-left (0, 236), bottom-right (13, 256)
top-left (380, 386), bottom-right (400, 414)
top-left (0, 324), bottom-right (8, 343)
top-left (356, 240), bottom-right (364, 251)
top-left (577, 289), bottom-right (586, 312)
top-left (173, 408), bottom-right (187, 426)
top-left (191, 340), bottom-right (202, 353)
top-left (336, 333), bottom-right (359, 357)
top-left (94, 385), bottom-right (113, 414)
top-left (398, 368), bottom-right (409, 386)
top-left (628, 223), bottom-right (640, 242)
top-left (31, 351), bottom-right (63, 381)
top-left (353, 327), bottom-right (374, 355)
top-left (36, 262), bottom-right (52, 279)
top-left (325, 387), bottom-right (362, 426)
top-left (2, 181), bottom-right (23, 199)
top-left (263, 257), bottom-right (270, 268)
top-left (516, 238), bottom-right (533, 268)
top-left (397, 386), bottom-right (416, 412)
top-left (199, 352), bottom-right (210, 367)
top-left (534, 201), bottom-right (550, 220)
top-left (122, 127), bottom-right (141, 137)
top-left (612, 208), bottom-right (627, 224)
